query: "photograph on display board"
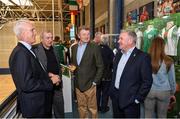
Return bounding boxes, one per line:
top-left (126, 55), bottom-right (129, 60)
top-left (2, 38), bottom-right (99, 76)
top-left (157, 0), bottom-right (180, 17)
top-left (127, 9), bottom-right (138, 25)
top-left (139, 2), bottom-right (154, 22)
top-left (173, 0), bottom-right (180, 13)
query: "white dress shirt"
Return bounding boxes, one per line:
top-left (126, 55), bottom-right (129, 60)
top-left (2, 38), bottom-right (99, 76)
top-left (115, 47), bottom-right (135, 89)
top-left (19, 41), bottom-right (36, 57)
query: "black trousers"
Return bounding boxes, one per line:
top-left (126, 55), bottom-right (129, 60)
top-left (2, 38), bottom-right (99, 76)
top-left (111, 89), bottom-right (140, 118)
top-left (96, 80), bottom-right (111, 111)
top-left (53, 89), bottom-right (64, 118)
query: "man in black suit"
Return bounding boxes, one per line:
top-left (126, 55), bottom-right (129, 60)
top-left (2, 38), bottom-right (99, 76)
top-left (93, 32), bottom-right (114, 113)
top-left (109, 30), bottom-right (153, 118)
top-left (33, 31), bottom-right (64, 118)
top-left (9, 19), bottom-right (60, 118)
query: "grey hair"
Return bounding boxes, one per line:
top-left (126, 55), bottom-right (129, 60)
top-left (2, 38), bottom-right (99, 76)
top-left (95, 32), bottom-right (102, 37)
top-left (13, 19), bottom-right (31, 37)
top-left (40, 30), bottom-right (52, 40)
top-left (120, 30), bottom-right (137, 44)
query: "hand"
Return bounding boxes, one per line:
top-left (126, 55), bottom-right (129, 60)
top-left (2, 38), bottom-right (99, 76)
top-left (68, 64), bottom-right (76, 72)
top-left (170, 95), bottom-right (176, 104)
top-left (49, 72), bottom-right (61, 84)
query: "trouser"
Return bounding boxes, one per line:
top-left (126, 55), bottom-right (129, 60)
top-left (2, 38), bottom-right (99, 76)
top-left (96, 80), bottom-right (111, 111)
top-left (111, 88), bottom-right (140, 118)
top-left (76, 85), bottom-right (98, 118)
top-left (144, 90), bottom-right (171, 118)
top-left (53, 89), bottom-right (64, 118)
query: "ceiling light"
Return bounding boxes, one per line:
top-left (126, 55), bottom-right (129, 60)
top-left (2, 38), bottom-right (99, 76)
top-left (162, 15), bottom-right (170, 19)
top-left (0, 0), bottom-right (33, 6)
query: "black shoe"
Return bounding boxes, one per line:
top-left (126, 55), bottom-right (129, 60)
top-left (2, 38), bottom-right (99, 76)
top-left (101, 106), bottom-right (109, 113)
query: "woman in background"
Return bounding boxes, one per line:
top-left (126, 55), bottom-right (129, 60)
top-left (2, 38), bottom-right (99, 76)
top-left (144, 36), bottom-right (176, 118)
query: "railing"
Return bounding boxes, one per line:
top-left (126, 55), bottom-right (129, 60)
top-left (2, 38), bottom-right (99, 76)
top-left (0, 91), bottom-right (18, 118)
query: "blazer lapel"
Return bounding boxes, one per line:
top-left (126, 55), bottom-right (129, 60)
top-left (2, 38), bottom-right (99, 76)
top-left (37, 44), bottom-right (47, 70)
top-left (53, 47), bottom-right (60, 65)
top-left (121, 48), bottom-right (139, 77)
top-left (79, 43), bottom-right (90, 66)
top-left (18, 43), bottom-right (36, 59)
top-left (74, 44), bottom-right (78, 66)
top-left (114, 51), bottom-right (122, 73)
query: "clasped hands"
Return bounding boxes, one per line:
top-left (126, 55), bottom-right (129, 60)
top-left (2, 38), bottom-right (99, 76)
top-left (48, 72), bottom-right (61, 85)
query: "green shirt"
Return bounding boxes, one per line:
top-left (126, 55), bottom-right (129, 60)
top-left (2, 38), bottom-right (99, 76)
top-left (53, 43), bottom-right (66, 64)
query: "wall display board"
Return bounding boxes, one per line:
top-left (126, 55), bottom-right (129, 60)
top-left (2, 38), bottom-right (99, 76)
top-left (127, 9), bottom-right (138, 25)
top-left (139, 2), bottom-right (154, 22)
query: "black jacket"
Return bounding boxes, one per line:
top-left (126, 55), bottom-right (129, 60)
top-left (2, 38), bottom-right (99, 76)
top-left (9, 43), bottom-right (53, 117)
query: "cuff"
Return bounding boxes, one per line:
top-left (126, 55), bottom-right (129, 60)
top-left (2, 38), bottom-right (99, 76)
top-left (92, 82), bottom-right (96, 85)
top-left (135, 99), bottom-right (140, 104)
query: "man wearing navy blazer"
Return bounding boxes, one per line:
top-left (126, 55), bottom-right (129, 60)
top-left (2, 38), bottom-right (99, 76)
top-left (109, 30), bottom-right (153, 118)
top-left (9, 19), bottom-right (60, 117)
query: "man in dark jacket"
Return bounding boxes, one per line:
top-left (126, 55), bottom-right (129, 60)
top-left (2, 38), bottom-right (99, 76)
top-left (9, 19), bottom-right (60, 118)
top-left (33, 31), bottom-right (64, 118)
top-left (93, 32), bottom-right (114, 113)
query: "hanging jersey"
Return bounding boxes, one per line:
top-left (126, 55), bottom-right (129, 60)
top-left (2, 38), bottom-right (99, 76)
top-left (161, 25), bottom-right (178, 56)
top-left (143, 28), bottom-right (159, 52)
top-left (177, 27), bottom-right (180, 57)
top-left (135, 30), bottom-right (143, 49)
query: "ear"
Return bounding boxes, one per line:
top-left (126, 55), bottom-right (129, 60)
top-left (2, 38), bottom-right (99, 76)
top-left (78, 34), bottom-right (80, 39)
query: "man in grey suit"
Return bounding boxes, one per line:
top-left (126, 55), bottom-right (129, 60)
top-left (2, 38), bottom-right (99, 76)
top-left (33, 31), bottom-right (64, 118)
top-left (71, 26), bottom-right (104, 118)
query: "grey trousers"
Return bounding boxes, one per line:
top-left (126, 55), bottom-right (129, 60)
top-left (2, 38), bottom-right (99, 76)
top-left (53, 89), bottom-right (64, 118)
top-left (144, 90), bottom-right (171, 118)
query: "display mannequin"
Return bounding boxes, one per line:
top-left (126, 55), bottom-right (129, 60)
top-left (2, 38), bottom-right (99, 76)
top-left (177, 27), bottom-right (180, 62)
top-left (135, 28), bottom-right (143, 49)
top-left (161, 21), bottom-right (178, 56)
top-left (143, 25), bottom-right (159, 52)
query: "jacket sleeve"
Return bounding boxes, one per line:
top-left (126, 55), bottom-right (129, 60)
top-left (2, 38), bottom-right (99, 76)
top-left (168, 64), bottom-right (176, 95)
top-left (136, 53), bottom-right (153, 102)
top-left (93, 45), bottom-right (104, 84)
top-left (10, 50), bottom-right (53, 93)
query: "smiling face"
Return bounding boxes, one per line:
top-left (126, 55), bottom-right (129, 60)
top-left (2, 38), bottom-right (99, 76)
top-left (118, 31), bottom-right (135, 52)
top-left (78, 29), bottom-right (90, 43)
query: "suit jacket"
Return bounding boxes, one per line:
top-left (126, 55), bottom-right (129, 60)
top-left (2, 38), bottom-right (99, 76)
top-left (71, 42), bottom-right (104, 92)
top-left (110, 47), bottom-right (153, 109)
top-left (9, 43), bottom-right (53, 117)
top-left (33, 43), bottom-right (62, 89)
top-left (100, 44), bottom-right (114, 80)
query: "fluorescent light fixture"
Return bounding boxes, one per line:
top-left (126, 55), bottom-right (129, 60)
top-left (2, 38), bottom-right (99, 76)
top-left (162, 15), bottom-right (170, 19)
top-left (0, 0), bottom-right (33, 6)
top-left (138, 22), bottom-right (143, 25)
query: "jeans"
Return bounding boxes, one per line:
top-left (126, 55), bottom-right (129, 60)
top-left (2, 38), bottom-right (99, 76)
top-left (144, 90), bottom-right (171, 118)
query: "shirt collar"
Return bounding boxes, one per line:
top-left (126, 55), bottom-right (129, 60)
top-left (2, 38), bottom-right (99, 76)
top-left (19, 41), bottom-right (32, 50)
top-left (78, 41), bottom-right (87, 46)
top-left (121, 46), bottom-right (135, 55)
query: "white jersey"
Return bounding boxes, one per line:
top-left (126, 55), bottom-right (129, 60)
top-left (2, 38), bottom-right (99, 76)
top-left (162, 25), bottom-right (178, 56)
top-left (135, 30), bottom-right (143, 49)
